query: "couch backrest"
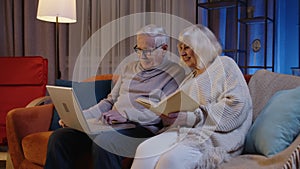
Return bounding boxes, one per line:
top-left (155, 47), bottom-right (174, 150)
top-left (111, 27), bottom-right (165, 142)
top-left (248, 69), bottom-right (300, 121)
top-left (0, 56), bottom-right (48, 144)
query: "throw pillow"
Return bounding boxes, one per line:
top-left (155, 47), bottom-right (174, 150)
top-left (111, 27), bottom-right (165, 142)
top-left (244, 86), bottom-right (300, 157)
top-left (49, 79), bottom-right (112, 130)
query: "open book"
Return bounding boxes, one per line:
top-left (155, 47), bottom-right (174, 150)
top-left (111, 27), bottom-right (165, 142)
top-left (136, 90), bottom-right (200, 116)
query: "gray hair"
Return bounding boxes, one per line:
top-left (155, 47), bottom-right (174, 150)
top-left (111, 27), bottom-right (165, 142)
top-left (136, 24), bottom-right (169, 46)
top-left (178, 24), bottom-right (222, 69)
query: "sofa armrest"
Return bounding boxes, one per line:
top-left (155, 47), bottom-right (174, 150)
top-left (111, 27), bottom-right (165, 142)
top-left (277, 134), bottom-right (300, 168)
top-left (26, 96), bottom-right (51, 108)
top-left (283, 142), bottom-right (300, 169)
top-left (6, 104), bottom-right (54, 169)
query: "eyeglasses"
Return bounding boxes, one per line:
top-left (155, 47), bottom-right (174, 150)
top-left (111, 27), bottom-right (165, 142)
top-left (133, 44), bottom-right (164, 56)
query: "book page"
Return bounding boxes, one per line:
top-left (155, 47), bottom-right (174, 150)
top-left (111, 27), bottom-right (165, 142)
top-left (136, 90), bottom-right (199, 116)
top-left (135, 97), bottom-right (157, 109)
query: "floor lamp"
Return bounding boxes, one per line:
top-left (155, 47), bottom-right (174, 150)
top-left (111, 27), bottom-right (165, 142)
top-left (37, 0), bottom-right (77, 79)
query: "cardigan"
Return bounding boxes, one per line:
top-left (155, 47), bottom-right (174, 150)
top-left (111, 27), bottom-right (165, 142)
top-left (179, 56), bottom-right (253, 168)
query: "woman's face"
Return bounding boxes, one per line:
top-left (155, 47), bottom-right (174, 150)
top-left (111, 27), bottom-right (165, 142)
top-left (177, 43), bottom-right (197, 69)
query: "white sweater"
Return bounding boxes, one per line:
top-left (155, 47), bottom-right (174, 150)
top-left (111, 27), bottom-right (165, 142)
top-left (179, 56), bottom-right (253, 166)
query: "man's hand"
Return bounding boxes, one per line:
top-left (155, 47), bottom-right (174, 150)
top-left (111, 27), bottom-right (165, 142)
top-left (161, 112), bottom-right (187, 127)
top-left (58, 119), bottom-right (67, 127)
top-left (101, 110), bottom-right (127, 125)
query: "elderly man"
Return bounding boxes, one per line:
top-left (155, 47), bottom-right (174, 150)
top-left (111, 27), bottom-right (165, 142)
top-left (44, 24), bottom-right (185, 169)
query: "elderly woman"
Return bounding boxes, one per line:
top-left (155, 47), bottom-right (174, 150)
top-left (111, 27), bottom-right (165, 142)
top-left (130, 24), bottom-right (253, 169)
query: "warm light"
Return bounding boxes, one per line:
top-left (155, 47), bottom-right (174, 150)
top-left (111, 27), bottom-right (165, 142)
top-left (37, 0), bottom-right (77, 23)
top-left (36, 0), bottom-right (77, 79)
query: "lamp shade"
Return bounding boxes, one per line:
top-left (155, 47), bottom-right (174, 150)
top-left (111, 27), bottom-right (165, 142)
top-left (37, 0), bottom-right (76, 23)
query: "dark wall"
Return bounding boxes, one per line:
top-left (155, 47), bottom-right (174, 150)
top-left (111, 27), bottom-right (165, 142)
top-left (276, 0), bottom-right (299, 74)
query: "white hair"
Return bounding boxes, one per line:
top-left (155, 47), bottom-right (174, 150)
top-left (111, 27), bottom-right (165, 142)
top-left (178, 24), bottom-right (222, 69)
top-left (136, 24), bottom-right (169, 46)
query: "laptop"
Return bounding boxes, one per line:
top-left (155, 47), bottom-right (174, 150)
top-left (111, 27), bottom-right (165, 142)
top-left (46, 85), bottom-right (136, 134)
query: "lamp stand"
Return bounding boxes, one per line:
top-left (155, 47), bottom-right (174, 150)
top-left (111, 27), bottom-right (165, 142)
top-left (55, 16), bottom-right (61, 79)
top-left (37, 0), bottom-right (76, 80)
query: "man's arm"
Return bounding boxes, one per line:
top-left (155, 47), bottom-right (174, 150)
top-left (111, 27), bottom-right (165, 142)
top-left (83, 75), bottom-right (122, 119)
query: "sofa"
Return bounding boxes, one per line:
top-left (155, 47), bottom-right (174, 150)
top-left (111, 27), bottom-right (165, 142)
top-left (6, 69), bottom-right (300, 169)
top-left (6, 74), bottom-right (115, 169)
top-left (219, 69), bottom-right (300, 169)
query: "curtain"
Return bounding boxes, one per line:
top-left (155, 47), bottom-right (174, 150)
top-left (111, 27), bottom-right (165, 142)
top-left (0, 0), bottom-right (69, 84)
top-left (68, 0), bottom-right (196, 81)
top-left (0, 0), bottom-right (196, 83)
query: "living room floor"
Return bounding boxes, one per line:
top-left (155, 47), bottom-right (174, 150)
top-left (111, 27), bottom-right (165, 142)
top-left (0, 153), bottom-right (6, 169)
top-left (0, 146), bottom-right (7, 169)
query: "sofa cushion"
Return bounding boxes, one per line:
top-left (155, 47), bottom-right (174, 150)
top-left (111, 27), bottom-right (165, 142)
top-left (22, 131), bottom-right (53, 166)
top-left (244, 86), bottom-right (300, 157)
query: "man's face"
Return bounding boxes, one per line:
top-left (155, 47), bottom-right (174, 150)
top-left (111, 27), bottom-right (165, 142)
top-left (136, 34), bottom-right (165, 70)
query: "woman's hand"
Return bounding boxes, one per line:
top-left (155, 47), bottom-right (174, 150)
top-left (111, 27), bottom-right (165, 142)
top-left (161, 112), bottom-right (187, 127)
top-left (101, 110), bottom-right (127, 125)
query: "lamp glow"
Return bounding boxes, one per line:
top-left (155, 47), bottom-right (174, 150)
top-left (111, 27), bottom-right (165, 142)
top-left (37, 0), bottom-right (76, 23)
top-left (37, 0), bottom-right (76, 79)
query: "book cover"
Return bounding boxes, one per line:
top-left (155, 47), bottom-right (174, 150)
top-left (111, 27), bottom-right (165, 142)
top-left (136, 90), bottom-right (200, 116)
